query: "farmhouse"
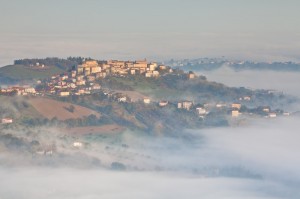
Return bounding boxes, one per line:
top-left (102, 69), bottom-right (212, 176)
top-left (232, 103), bottom-right (242, 110)
top-left (159, 101), bottom-right (168, 107)
top-left (143, 98), bottom-right (151, 104)
top-left (231, 110), bottom-right (240, 117)
top-left (1, 118), bottom-right (13, 124)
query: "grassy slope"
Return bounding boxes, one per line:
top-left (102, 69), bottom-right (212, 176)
top-left (0, 64), bottom-right (64, 80)
top-left (105, 76), bottom-right (236, 101)
top-left (107, 76), bottom-right (185, 99)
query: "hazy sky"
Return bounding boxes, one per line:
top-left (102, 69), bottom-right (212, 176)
top-left (1, 0), bottom-right (300, 65)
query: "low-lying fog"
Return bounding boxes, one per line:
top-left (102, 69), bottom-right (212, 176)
top-left (1, 68), bottom-right (300, 199)
top-left (199, 66), bottom-right (300, 98)
top-left (1, 117), bottom-right (299, 199)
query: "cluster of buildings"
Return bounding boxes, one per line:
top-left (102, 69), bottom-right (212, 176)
top-left (74, 59), bottom-right (197, 84)
top-left (76, 59), bottom-right (172, 78)
top-left (0, 86), bottom-right (36, 96)
top-left (39, 59), bottom-right (196, 97)
top-left (157, 99), bottom-right (223, 118)
top-left (0, 59), bottom-right (289, 120)
top-left (1, 59), bottom-right (197, 98)
top-left (44, 72), bottom-right (101, 97)
top-left (156, 99), bottom-right (288, 119)
top-left (230, 103), bottom-right (283, 118)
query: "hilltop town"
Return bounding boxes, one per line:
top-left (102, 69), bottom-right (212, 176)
top-left (0, 57), bottom-right (296, 168)
top-left (0, 59), bottom-right (194, 95)
top-left (0, 58), bottom-right (293, 130)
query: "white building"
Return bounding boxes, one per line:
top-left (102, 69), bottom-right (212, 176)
top-left (269, 113), bottom-right (277, 118)
top-left (182, 101), bottom-right (193, 110)
top-left (118, 96), bottom-right (127, 102)
top-left (231, 110), bottom-right (240, 117)
top-left (196, 107), bottom-right (207, 115)
top-left (216, 103), bottom-right (227, 108)
top-left (1, 118), bottom-right (13, 124)
top-left (92, 84), bottom-right (101, 90)
top-left (178, 101), bottom-right (193, 110)
top-left (159, 101), bottom-right (168, 107)
top-left (232, 103), bottom-right (242, 110)
top-left (73, 142), bottom-right (83, 148)
top-left (59, 91), bottom-right (70, 97)
top-left (24, 87), bottom-right (36, 94)
top-left (143, 98), bottom-right (151, 104)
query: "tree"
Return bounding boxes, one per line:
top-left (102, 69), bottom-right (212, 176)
top-left (64, 105), bottom-right (75, 113)
top-left (111, 162), bottom-right (126, 171)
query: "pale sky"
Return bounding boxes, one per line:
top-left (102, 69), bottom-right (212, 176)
top-left (0, 0), bottom-right (300, 65)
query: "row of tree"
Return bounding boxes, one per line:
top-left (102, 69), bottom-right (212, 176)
top-left (14, 57), bottom-right (85, 70)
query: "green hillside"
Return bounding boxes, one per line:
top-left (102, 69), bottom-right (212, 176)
top-left (100, 75), bottom-right (253, 102)
top-left (0, 64), bottom-right (65, 82)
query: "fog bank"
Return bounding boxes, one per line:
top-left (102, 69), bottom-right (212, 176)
top-left (1, 116), bottom-right (300, 199)
top-left (199, 66), bottom-right (300, 98)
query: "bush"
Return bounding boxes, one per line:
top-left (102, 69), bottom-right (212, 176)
top-left (111, 162), bottom-right (126, 171)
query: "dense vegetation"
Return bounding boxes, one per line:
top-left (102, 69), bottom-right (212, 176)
top-left (14, 57), bottom-right (84, 70)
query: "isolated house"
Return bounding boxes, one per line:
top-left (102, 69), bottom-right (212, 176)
top-left (117, 96), bottom-right (127, 102)
top-left (196, 107), bottom-right (207, 115)
top-left (187, 71), bottom-right (196, 79)
top-left (73, 142), bottom-right (83, 148)
top-left (231, 110), bottom-right (240, 117)
top-left (143, 98), bottom-right (151, 104)
top-left (159, 101), bottom-right (168, 107)
top-left (262, 107), bottom-right (270, 113)
top-left (1, 118), bottom-right (13, 124)
top-left (268, 112), bottom-right (277, 118)
top-left (232, 103), bottom-right (242, 110)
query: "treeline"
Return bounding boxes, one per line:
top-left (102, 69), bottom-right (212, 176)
top-left (174, 61), bottom-right (300, 72)
top-left (231, 62), bottom-right (300, 71)
top-left (14, 57), bottom-right (86, 70)
top-left (21, 114), bottom-right (112, 127)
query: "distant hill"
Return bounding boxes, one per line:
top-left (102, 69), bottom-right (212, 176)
top-left (165, 59), bottom-right (300, 72)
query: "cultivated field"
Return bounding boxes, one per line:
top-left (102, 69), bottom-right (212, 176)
top-left (29, 97), bottom-right (100, 120)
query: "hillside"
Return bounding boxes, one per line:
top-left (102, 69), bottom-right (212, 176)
top-left (0, 58), bottom-right (295, 134)
top-left (0, 64), bottom-right (64, 83)
top-left (61, 125), bottom-right (125, 135)
top-left (28, 97), bottom-right (100, 120)
top-left (100, 75), bottom-right (253, 102)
